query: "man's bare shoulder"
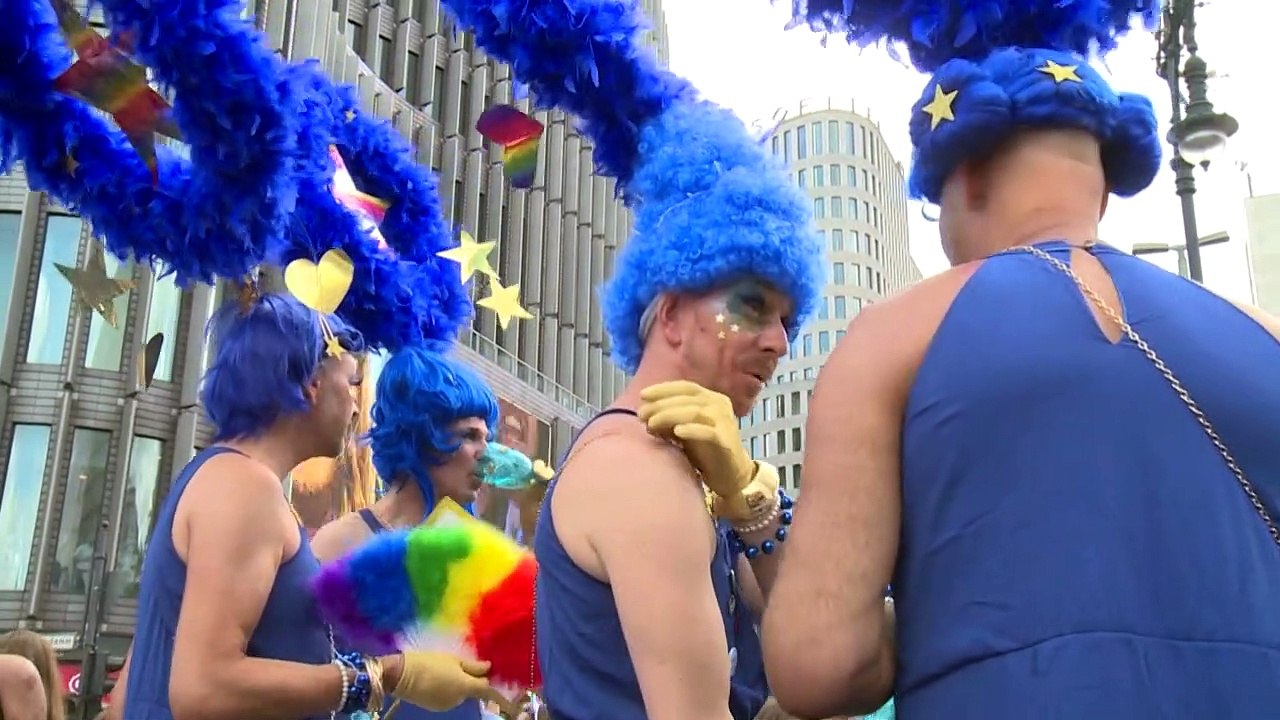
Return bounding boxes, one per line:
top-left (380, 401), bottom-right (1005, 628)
top-left (176, 451), bottom-right (290, 545)
top-left (310, 511), bottom-right (374, 563)
top-left (560, 413), bottom-right (698, 498)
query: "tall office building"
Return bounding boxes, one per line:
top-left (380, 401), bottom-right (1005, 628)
top-left (741, 100), bottom-right (922, 496)
top-left (0, 0), bottom-right (669, 700)
top-left (1245, 193), bottom-right (1280, 315)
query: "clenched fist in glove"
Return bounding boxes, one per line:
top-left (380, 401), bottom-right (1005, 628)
top-left (386, 651), bottom-right (520, 717)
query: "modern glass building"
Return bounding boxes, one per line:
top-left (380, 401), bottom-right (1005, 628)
top-left (741, 99), bottom-right (923, 496)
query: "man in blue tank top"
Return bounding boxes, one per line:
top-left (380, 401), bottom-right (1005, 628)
top-left (419, 3), bottom-right (820, 720)
top-left (766, 3), bottom-right (1280, 719)
top-left (116, 296), bottom-right (513, 720)
top-left (312, 345), bottom-right (502, 720)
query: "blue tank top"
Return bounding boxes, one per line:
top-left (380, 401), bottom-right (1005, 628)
top-left (895, 241), bottom-right (1280, 718)
top-left (124, 446), bottom-right (333, 720)
top-left (349, 509), bottom-right (481, 720)
top-left (534, 409), bottom-right (765, 720)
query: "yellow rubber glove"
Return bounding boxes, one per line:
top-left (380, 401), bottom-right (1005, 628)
top-left (390, 651), bottom-right (520, 717)
top-left (638, 380), bottom-right (756, 497)
top-left (711, 460), bottom-right (780, 524)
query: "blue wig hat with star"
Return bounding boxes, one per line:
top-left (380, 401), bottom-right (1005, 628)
top-left (436, 0), bottom-right (826, 373)
top-left (785, 0), bottom-right (1163, 204)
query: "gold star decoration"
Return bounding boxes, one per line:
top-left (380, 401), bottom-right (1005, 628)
top-left (1038, 60), bottom-right (1083, 84)
top-left (476, 277), bottom-right (533, 330)
top-left (921, 85), bottom-right (958, 130)
top-left (55, 241), bottom-right (134, 327)
top-left (437, 231), bottom-right (500, 283)
top-left (345, 109), bottom-right (357, 122)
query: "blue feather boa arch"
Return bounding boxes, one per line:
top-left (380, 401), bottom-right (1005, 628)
top-left (0, 0), bottom-right (299, 283)
top-left (0, 0), bottom-right (470, 352)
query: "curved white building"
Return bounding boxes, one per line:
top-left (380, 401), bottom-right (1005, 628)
top-left (743, 99), bottom-right (923, 496)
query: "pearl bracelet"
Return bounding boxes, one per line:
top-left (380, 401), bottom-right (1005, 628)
top-left (730, 492), bottom-right (795, 558)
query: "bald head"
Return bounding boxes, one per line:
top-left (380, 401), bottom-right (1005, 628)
top-left (938, 128), bottom-right (1110, 265)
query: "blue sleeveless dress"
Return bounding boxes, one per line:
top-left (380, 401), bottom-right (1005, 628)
top-left (348, 509), bottom-right (481, 720)
top-left (534, 409), bottom-right (765, 720)
top-left (124, 446), bottom-right (333, 719)
top-left (895, 241), bottom-right (1280, 718)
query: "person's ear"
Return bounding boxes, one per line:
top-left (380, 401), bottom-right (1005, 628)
top-left (657, 294), bottom-right (684, 345)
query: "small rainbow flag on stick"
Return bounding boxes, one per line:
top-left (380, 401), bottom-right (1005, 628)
top-left (313, 500), bottom-right (540, 696)
top-left (476, 105), bottom-right (544, 189)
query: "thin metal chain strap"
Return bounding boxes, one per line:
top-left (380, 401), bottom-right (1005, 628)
top-left (1015, 245), bottom-right (1280, 549)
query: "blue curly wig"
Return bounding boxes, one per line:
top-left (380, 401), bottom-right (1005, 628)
top-left (201, 293), bottom-right (366, 441)
top-left (784, 0), bottom-right (1162, 204)
top-left (367, 346), bottom-right (500, 512)
top-left (437, 0), bottom-right (825, 373)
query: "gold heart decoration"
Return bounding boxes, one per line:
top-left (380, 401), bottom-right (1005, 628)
top-left (283, 248), bottom-right (355, 315)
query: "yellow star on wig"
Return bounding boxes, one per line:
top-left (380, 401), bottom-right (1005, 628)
top-left (921, 85), bottom-right (958, 130)
top-left (436, 231), bottom-right (500, 283)
top-left (1038, 60), bottom-right (1082, 84)
top-left (477, 278), bottom-right (533, 329)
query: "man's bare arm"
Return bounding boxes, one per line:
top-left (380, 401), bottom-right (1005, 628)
top-left (103, 645), bottom-right (131, 720)
top-left (764, 302), bottom-right (915, 718)
top-left (571, 430), bottom-right (735, 720)
top-left (310, 512), bottom-right (372, 564)
top-left (168, 455), bottom-right (348, 719)
top-left (0, 654), bottom-right (46, 720)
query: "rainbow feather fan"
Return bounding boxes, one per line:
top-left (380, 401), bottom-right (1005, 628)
top-left (313, 500), bottom-right (540, 695)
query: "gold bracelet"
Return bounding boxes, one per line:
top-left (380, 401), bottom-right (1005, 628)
top-left (365, 656), bottom-right (387, 713)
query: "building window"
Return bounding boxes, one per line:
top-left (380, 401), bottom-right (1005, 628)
top-left (779, 465), bottom-right (787, 485)
top-left (783, 130), bottom-right (792, 163)
top-left (829, 164), bottom-right (841, 186)
top-left (818, 297), bottom-right (829, 320)
top-left (774, 395), bottom-right (784, 418)
top-left (850, 200), bottom-right (858, 220)
top-left (847, 166), bottom-right (857, 187)
top-left (777, 430), bottom-right (786, 453)
top-left (431, 64), bottom-right (446, 123)
top-left (147, 273), bottom-right (183, 382)
top-left (749, 435), bottom-right (759, 457)
top-left (863, 168), bottom-right (870, 188)
top-left (771, 135), bottom-right (780, 157)
top-left (0, 212), bottom-right (21, 343)
top-left (827, 120), bottom-right (839, 154)
top-left (28, 216), bottom-right (83, 364)
top-left (832, 229), bottom-right (844, 251)
top-left (379, 36), bottom-right (394, 85)
top-left (861, 126), bottom-right (869, 157)
top-left (831, 197), bottom-right (843, 219)
top-left (117, 436), bottom-right (164, 598)
top-left (813, 198), bottom-right (825, 219)
top-left (834, 295), bottom-right (847, 319)
top-left (790, 391), bottom-right (801, 415)
top-left (797, 169), bottom-right (807, 188)
top-left (833, 262), bottom-right (845, 284)
top-left (845, 122), bottom-right (856, 154)
top-left (406, 51), bottom-right (423, 106)
top-left (851, 263), bottom-right (861, 284)
top-left (50, 428), bottom-right (112, 592)
top-left (349, 20), bottom-right (367, 56)
top-left (792, 464), bottom-right (802, 488)
top-left (84, 252), bottom-right (132, 371)
top-left (864, 200), bottom-right (871, 222)
top-left (811, 122), bottom-right (823, 155)
top-left (837, 329), bottom-right (847, 342)
top-left (796, 125), bottom-right (807, 159)
top-left (791, 427), bottom-right (802, 453)
top-left (867, 233), bottom-right (875, 257)
top-left (819, 330), bottom-right (831, 354)
top-left (813, 165), bottom-right (825, 187)
top-left (0, 425), bottom-right (53, 590)
top-left (803, 367), bottom-right (815, 380)
top-left (802, 334), bottom-right (813, 357)
top-left (864, 265), bottom-right (875, 288)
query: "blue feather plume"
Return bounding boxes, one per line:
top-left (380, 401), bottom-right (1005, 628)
top-left (435, 0), bottom-right (696, 190)
top-left (0, 0), bottom-right (299, 283)
top-left (787, 0), bottom-right (1160, 72)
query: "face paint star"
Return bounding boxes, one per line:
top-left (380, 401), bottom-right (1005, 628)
top-left (1038, 60), bottom-right (1083, 84)
top-left (921, 85), bottom-right (958, 130)
top-left (437, 231), bottom-right (500, 283)
top-left (476, 277), bottom-right (533, 329)
top-left (715, 313), bottom-right (726, 324)
top-left (717, 330), bottom-right (727, 340)
top-left (729, 323), bottom-right (740, 333)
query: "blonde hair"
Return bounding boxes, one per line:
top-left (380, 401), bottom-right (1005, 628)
top-left (0, 629), bottom-right (64, 720)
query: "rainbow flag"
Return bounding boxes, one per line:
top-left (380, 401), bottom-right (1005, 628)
top-left (313, 499), bottom-right (539, 695)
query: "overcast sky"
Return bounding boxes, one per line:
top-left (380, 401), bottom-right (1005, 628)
top-left (661, 0), bottom-right (1275, 303)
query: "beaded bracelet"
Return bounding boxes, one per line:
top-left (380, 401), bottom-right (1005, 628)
top-left (335, 651), bottom-right (375, 714)
top-left (730, 492), bottom-right (794, 558)
top-left (332, 660), bottom-right (351, 714)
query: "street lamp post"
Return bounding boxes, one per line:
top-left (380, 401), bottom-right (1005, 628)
top-left (1133, 231), bottom-right (1230, 280)
top-left (1156, 0), bottom-right (1238, 283)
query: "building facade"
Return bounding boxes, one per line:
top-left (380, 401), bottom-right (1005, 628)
top-left (0, 0), bottom-right (670, 700)
top-left (741, 100), bottom-right (922, 495)
top-left (1246, 193), bottom-right (1280, 315)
